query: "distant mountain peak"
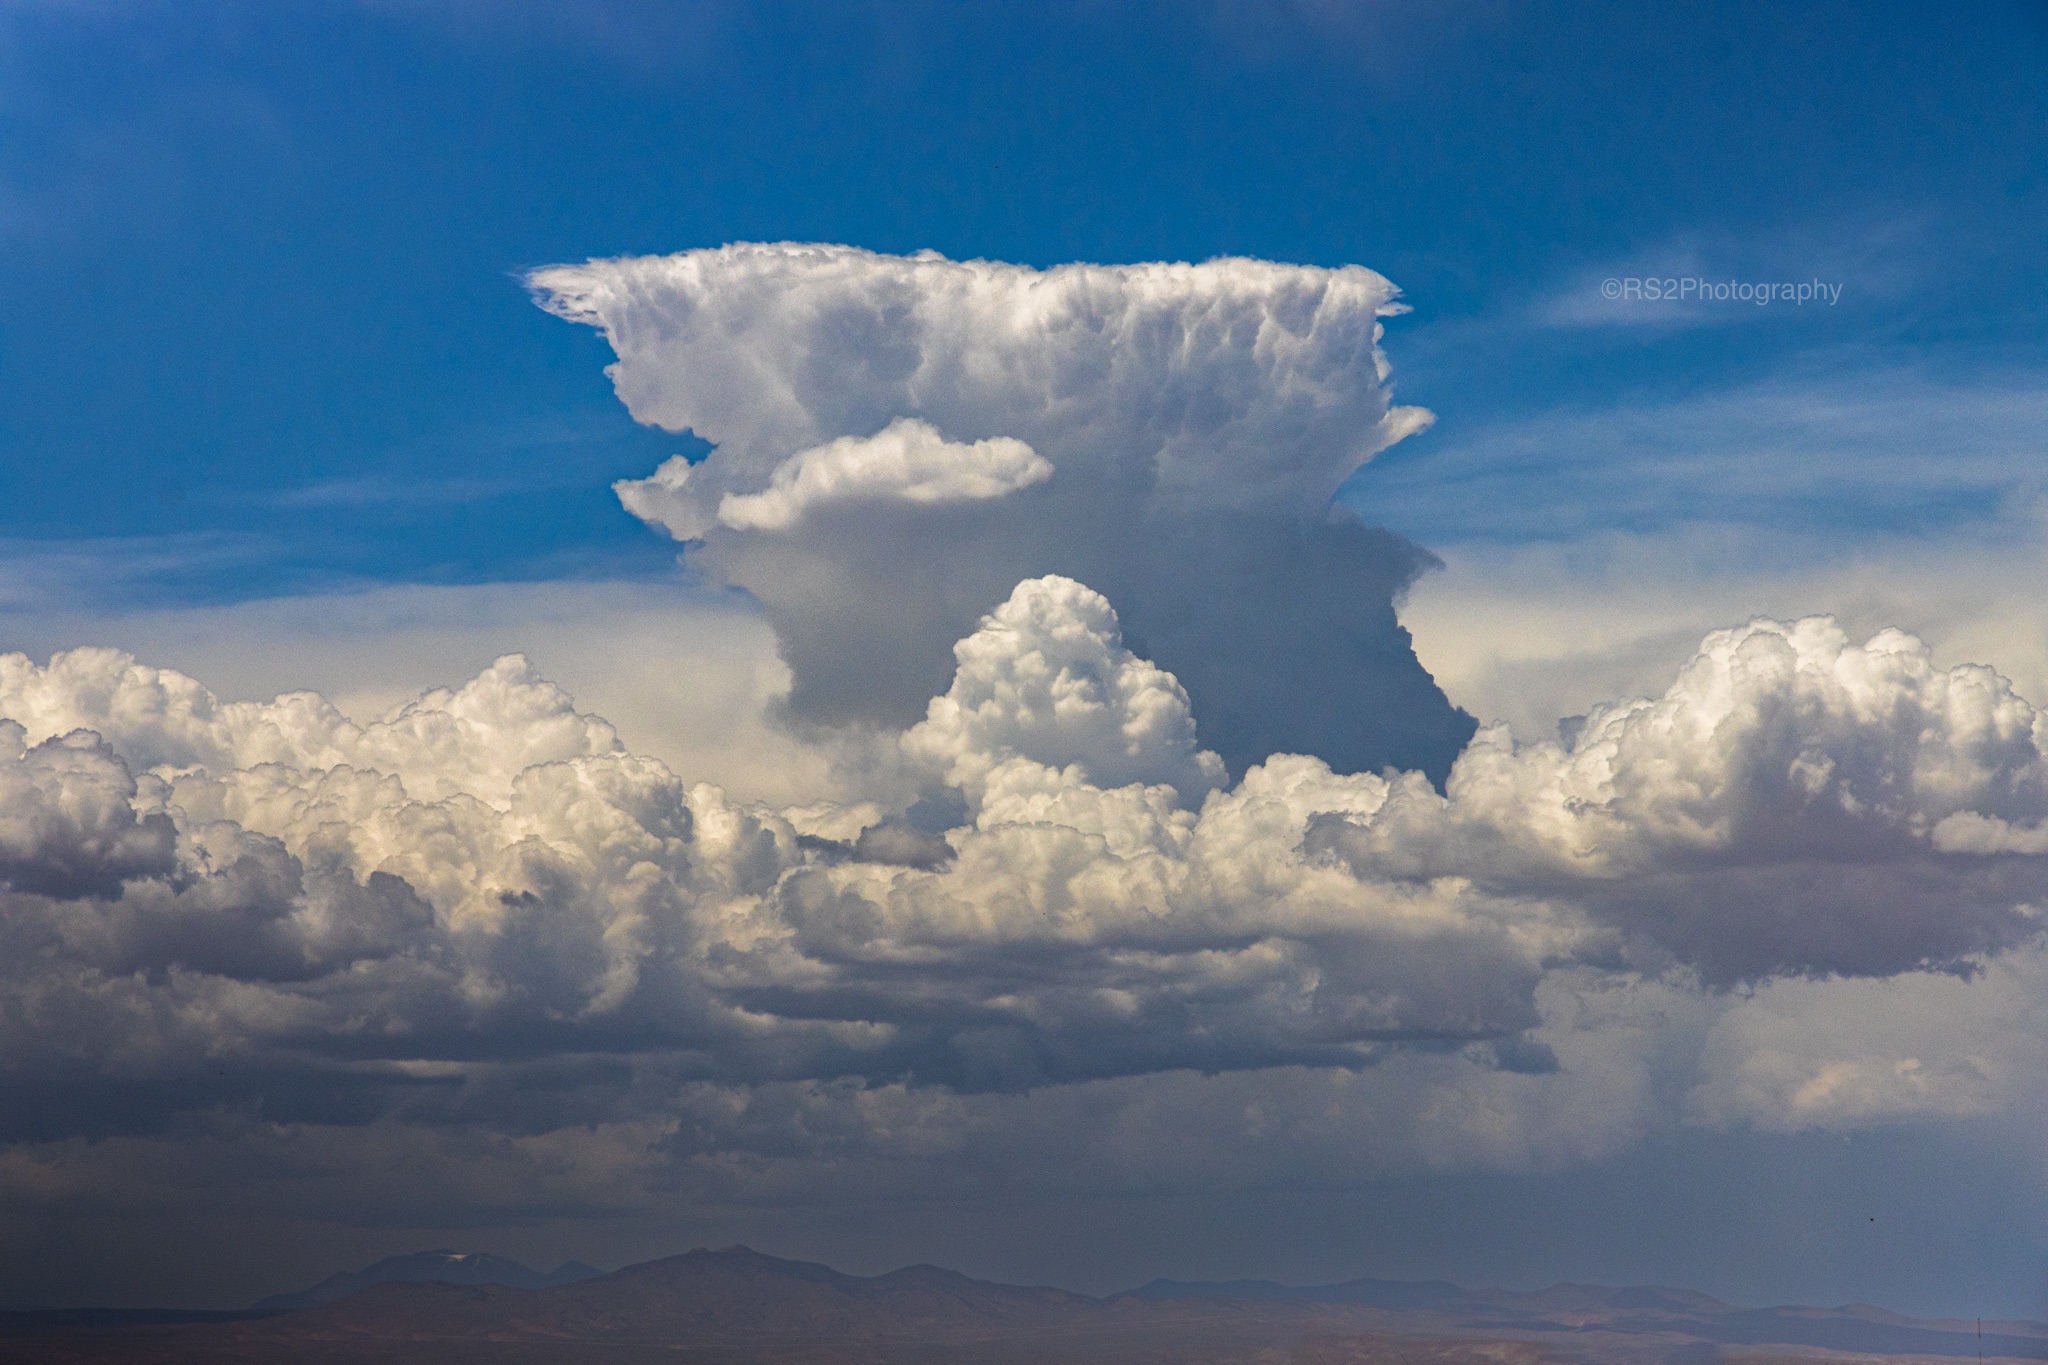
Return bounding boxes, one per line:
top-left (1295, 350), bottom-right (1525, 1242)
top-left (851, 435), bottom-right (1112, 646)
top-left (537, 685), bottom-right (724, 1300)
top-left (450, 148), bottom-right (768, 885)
top-left (247, 1248), bottom-right (602, 1315)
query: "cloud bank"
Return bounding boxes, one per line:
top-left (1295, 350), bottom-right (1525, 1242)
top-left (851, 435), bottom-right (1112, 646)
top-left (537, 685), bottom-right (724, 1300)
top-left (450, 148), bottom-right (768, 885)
top-left (2, 593), bottom-right (2043, 1156)
top-left (529, 244), bottom-right (1470, 782)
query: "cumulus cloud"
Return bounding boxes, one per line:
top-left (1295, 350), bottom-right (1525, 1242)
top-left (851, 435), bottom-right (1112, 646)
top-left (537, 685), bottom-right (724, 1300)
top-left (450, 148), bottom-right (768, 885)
top-left (0, 647), bottom-right (620, 805)
top-left (1313, 616), bottom-right (2048, 983)
top-left (530, 243), bottom-right (1471, 782)
top-left (0, 579), bottom-right (856, 809)
top-left (0, 724), bottom-right (176, 899)
top-left (648, 418), bottom-right (1053, 535)
top-left (2, 585), bottom-right (2047, 1246)
top-left (0, 605), bottom-right (1547, 1136)
top-left (904, 576), bottom-right (1226, 804)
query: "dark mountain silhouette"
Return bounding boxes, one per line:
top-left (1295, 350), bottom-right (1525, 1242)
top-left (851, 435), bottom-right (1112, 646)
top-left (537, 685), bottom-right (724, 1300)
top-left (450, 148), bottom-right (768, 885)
top-left (7, 1245), bottom-right (2045, 1363)
top-left (248, 1249), bottom-right (601, 1314)
top-left (246, 1252), bottom-right (598, 1309)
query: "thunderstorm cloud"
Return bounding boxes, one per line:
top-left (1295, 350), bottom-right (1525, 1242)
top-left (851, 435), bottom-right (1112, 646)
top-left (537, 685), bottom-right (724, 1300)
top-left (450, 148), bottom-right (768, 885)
top-left (3, 247), bottom-right (2044, 1273)
top-left (529, 244), bottom-right (1471, 782)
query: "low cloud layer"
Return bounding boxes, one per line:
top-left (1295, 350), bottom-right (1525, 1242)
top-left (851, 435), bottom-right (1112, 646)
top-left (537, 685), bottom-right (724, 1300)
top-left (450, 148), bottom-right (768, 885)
top-left (0, 594), bottom-right (1549, 1123)
top-left (530, 244), bottom-right (1471, 782)
top-left (2, 589), bottom-right (2044, 1171)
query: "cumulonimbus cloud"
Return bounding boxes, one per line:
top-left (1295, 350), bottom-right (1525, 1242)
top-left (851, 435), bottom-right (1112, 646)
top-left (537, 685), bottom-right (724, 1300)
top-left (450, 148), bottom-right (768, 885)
top-left (529, 245), bottom-right (1426, 520)
top-left (528, 243), bottom-right (1473, 783)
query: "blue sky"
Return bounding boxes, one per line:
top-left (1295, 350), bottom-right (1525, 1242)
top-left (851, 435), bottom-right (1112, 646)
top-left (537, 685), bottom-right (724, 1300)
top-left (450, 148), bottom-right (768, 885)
top-left (5, 0), bottom-right (2048, 1322)
top-left (5, 0), bottom-right (2042, 603)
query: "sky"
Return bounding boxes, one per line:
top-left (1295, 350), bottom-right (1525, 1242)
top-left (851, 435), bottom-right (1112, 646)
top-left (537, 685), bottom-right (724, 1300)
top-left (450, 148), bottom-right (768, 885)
top-left (2, 0), bottom-right (2047, 1322)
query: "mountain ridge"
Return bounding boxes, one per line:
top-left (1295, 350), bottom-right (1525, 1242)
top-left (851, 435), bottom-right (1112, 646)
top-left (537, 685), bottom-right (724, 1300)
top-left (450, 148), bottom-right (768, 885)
top-left (246, 1247), bottom-right (604, 1314)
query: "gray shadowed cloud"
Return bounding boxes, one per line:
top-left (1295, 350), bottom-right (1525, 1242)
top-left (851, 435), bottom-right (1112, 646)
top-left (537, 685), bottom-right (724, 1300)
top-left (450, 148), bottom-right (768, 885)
top-left (0, 602), bottom-right (1565, 1135)
top-left (4, 586), bottom-right (2048, 1312)
top-left (1, 592), bottom-right (2045, 1146)
top-left (527, 243), bottom-right (1474, 784)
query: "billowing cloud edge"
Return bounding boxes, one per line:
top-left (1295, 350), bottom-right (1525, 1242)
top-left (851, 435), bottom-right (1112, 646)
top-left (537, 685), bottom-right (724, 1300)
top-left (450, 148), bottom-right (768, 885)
top-left (0, 581), bottom-right (2043, 1170)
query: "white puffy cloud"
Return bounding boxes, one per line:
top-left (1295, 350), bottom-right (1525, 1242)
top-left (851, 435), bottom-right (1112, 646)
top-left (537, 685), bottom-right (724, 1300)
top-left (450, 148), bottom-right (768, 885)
top-left (904, 576), bottom-right (1225, 804)
top-left (0, 723), bottom-right (177, 899)
top-left (644, 419), bottom-right (1053, 536)
top-left (1930, 809), bottom-right (2048, 855)
top-left (0, 579), bottom-right (860, 809)
top-left (2, 589), bottom-right (2046, 1240)
top-left (0, 605), bottom-right (1552, 1122)
top-left (0, 647), bottom-right (619, 806)
top-left (531, 243), bottom-right (1471, 782)
top-left (1314, 616), bottom-right (2048, 982)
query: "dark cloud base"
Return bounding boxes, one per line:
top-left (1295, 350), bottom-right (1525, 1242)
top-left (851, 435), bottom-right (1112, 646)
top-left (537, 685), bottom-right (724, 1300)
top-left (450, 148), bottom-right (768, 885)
top-left (707, 475), bottom-right (1474, 787)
